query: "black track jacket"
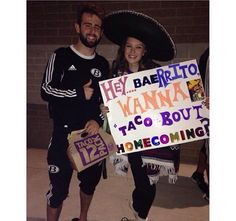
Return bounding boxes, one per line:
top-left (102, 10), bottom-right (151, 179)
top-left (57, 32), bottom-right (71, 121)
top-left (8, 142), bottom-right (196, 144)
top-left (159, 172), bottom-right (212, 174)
top-left (41, 46), bottom-right (109, 129)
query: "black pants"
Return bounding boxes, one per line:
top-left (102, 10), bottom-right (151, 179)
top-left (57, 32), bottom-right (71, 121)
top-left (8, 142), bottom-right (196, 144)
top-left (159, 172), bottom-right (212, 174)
top-left (128, 152), bottom-right (156, 219)
top-left (46, 125), bottom-right (103, 208)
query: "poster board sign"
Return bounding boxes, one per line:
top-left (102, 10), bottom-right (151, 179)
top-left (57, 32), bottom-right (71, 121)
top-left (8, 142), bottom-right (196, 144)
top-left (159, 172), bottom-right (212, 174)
top-left (99, 60), bottom-right (209, 155)
top-left (67, 128), bottom-right (117, 171)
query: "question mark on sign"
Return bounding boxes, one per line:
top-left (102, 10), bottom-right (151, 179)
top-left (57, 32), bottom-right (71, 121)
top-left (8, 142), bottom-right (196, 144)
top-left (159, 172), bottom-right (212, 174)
top-left (200, 118), bottom-right (209, 136)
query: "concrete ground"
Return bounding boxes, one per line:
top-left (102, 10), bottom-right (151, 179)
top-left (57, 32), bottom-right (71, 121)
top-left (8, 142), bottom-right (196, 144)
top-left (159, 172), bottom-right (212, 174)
top-left (27, 148), bottom-right (209, 221)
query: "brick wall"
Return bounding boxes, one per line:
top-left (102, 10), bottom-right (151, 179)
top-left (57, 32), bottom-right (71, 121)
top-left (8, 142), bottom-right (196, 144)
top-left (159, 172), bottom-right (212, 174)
top-left (27, 103), bottom-right (52, 148)
top-left (27, 1), bottom-right (209, 164)
top-left (27, 1), bottom-right (209, 45)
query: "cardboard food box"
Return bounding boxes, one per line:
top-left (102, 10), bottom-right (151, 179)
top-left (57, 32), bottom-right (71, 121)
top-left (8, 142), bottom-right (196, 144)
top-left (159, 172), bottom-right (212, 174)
top-left (67, 128), bottom-right (117, 171)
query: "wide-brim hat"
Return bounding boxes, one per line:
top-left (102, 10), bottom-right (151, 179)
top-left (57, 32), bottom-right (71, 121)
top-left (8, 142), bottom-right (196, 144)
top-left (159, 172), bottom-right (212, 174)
top-left (103, 10), bottom-right (176, 61)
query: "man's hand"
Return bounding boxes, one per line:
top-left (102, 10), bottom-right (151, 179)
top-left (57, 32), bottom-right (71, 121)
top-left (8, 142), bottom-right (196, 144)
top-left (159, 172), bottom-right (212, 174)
top-left (85, 120), bottom-right (99, 135)
top-left (83, 79), bottom-right (94, 100)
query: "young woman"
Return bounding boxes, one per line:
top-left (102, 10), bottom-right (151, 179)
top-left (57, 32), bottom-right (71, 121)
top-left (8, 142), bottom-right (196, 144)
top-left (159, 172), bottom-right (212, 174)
top-left (102, 10), bottom-right (180, 221)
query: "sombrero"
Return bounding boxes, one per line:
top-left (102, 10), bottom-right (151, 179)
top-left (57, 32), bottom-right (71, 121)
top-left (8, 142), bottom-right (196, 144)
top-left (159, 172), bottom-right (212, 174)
top-left (103, 10), bottom-right (176, 61)
top-left (188, 79), bottom-right (201, 90)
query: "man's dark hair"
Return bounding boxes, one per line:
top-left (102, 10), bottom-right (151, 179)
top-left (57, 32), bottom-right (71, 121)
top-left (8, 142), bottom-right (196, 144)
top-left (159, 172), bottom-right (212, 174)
top-left (77, 4), bottom-right (105, 27)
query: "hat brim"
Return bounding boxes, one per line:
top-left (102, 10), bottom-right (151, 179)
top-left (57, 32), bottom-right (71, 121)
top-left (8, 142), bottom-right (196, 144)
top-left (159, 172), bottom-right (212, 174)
top-left (103, 10), bottom-right (176, 61)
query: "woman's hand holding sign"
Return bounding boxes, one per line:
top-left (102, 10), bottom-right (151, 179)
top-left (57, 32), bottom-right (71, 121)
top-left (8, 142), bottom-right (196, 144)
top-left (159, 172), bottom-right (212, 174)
top-left (100, 103), bottom-right (109, 117)
top-left (204, 97), bottom-right (209, 109)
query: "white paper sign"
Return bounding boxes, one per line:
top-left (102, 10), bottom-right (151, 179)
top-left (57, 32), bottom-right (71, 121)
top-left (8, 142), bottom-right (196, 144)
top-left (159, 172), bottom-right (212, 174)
top-left (99, 60), bottom-right (209, 154)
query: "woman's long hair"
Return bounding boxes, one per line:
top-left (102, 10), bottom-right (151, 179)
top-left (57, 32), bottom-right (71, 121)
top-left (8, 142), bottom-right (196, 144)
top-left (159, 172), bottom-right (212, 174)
top-left (111, 37), bottom-right (159, 77)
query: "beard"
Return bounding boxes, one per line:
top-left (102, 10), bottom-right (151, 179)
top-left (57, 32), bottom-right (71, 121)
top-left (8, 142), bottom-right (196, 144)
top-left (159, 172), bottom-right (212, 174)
top-left (79, 33), bottom-right (101, 48)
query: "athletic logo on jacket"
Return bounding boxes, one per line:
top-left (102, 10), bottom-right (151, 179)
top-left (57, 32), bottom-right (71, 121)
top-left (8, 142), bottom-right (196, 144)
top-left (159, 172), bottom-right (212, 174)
top-left (91, 68), bottom-right (102, 78)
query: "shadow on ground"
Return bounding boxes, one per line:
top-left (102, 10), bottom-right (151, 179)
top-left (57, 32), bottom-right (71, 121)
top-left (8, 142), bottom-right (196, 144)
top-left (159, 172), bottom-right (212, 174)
top-left (153, 175), bottom-right (209, 209)
top-left (27, 218), bottom-right (99, 221)
top-left (27, 218), bottom-right (45, 221)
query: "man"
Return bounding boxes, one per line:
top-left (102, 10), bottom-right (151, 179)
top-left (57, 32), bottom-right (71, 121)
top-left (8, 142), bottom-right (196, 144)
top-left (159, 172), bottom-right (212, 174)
top-left (191, 48), bottom-right (209, 201)
top-left (41, 4), bottom-right (109, 221)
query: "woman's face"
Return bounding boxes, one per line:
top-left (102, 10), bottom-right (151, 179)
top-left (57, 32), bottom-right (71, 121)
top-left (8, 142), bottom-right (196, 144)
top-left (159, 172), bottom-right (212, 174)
top-left (124, 37), bottom-right (146, 67)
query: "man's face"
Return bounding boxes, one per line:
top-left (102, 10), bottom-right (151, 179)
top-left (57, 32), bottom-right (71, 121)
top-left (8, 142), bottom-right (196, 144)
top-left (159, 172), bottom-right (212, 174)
top-left (76, 12), bottom-right (103, 48)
